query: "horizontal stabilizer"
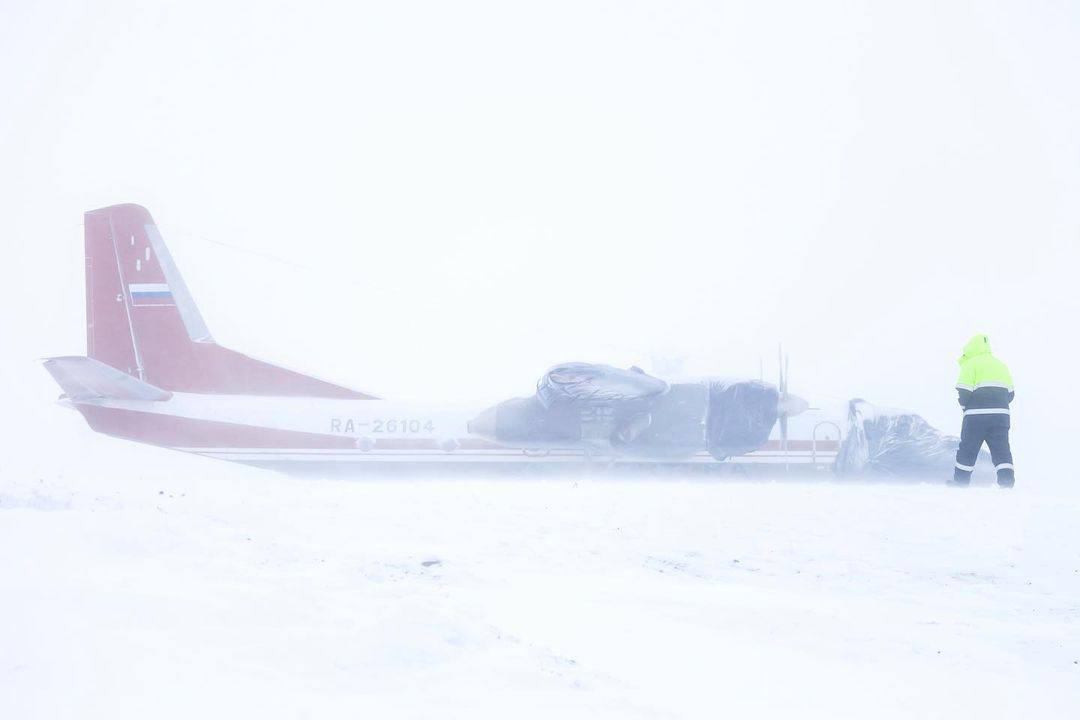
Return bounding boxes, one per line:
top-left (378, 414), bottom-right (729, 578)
top-left (43, 356), bottom-right (172, 402)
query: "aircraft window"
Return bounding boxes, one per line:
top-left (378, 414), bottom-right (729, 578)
top-left (130, 235), bottom-right (135, 246)
top-left (136, 259), bottom-right (142, 272)
top-left (145, 247), bottom-right (150, 261)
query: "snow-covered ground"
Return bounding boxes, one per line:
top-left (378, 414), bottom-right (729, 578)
top-left (3, 467), bottom-right (1078, 719)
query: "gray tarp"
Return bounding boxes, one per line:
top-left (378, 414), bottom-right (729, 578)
top-left (836, 400), bottom-right (964, 476)
top-left (705, 380), bottom-right (779, 460)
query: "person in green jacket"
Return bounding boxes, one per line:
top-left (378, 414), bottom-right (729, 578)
top-left (953, 334), bottom-right (1015, 487)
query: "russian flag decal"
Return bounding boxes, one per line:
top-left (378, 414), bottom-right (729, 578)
top-left (129, 282), bottom-right (174, 306)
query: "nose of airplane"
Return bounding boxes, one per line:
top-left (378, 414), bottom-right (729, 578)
top-left (777, 393), bottom-right (810, 418)
top-left (467, 406), bottom-right (498, 439)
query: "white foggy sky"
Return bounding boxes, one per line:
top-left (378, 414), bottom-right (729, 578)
top-left (1, 1), bottom-right (1078, 481)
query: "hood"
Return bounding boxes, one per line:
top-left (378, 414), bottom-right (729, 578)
top-left (959, 334), bottom-right (991, 364)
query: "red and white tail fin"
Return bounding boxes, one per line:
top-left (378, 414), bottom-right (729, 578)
top-left (84, 203), bottom-right (373, 398)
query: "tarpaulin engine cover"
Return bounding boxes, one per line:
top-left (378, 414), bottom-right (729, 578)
top-left (483, 363), bottom-right (782, 460)
top-left (537, 363), bottom-right (668, 408)
top-left (836, 400), bottom-right (965, 475)
top-left (486, 363), bottom-right (671, 450)
top-left (705, 380), bottom-right (780, 460)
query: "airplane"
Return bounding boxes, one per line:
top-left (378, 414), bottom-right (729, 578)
top-left (43, 203), bottom-right (960, 476)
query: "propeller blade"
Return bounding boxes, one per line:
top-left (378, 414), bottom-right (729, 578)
top-left (777, 344), bottom-right (784, 395)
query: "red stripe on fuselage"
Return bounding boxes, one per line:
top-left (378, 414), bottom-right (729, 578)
top-left (760, 439), bottom-right (839, 451)
top-left (72, 404), bottom-right (841, 456)
top-left (76, 404), bottom-right (357, 449)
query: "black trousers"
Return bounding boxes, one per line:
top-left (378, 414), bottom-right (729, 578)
top-left (954, 413), bottom-right (1014, 485)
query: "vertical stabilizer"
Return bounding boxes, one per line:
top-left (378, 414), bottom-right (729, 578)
top-left (84, 204), bottom-right (373, 398)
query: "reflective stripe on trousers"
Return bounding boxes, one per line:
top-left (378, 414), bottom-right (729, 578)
top-left (954, 413), bottom-right (1013, 481)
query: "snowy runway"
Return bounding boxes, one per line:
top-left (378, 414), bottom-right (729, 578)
top-left (3, 474), bottom-right (1078, 719)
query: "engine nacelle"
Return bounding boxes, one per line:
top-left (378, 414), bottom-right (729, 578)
top-left (705, 380), bottom-right (779, 460)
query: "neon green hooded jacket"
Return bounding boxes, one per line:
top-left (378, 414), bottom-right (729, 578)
top-left (955, 334), bottom-right (1014, 412)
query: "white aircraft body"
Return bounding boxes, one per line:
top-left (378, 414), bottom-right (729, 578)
top-left (46, 204), bottom-right (955, 477)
